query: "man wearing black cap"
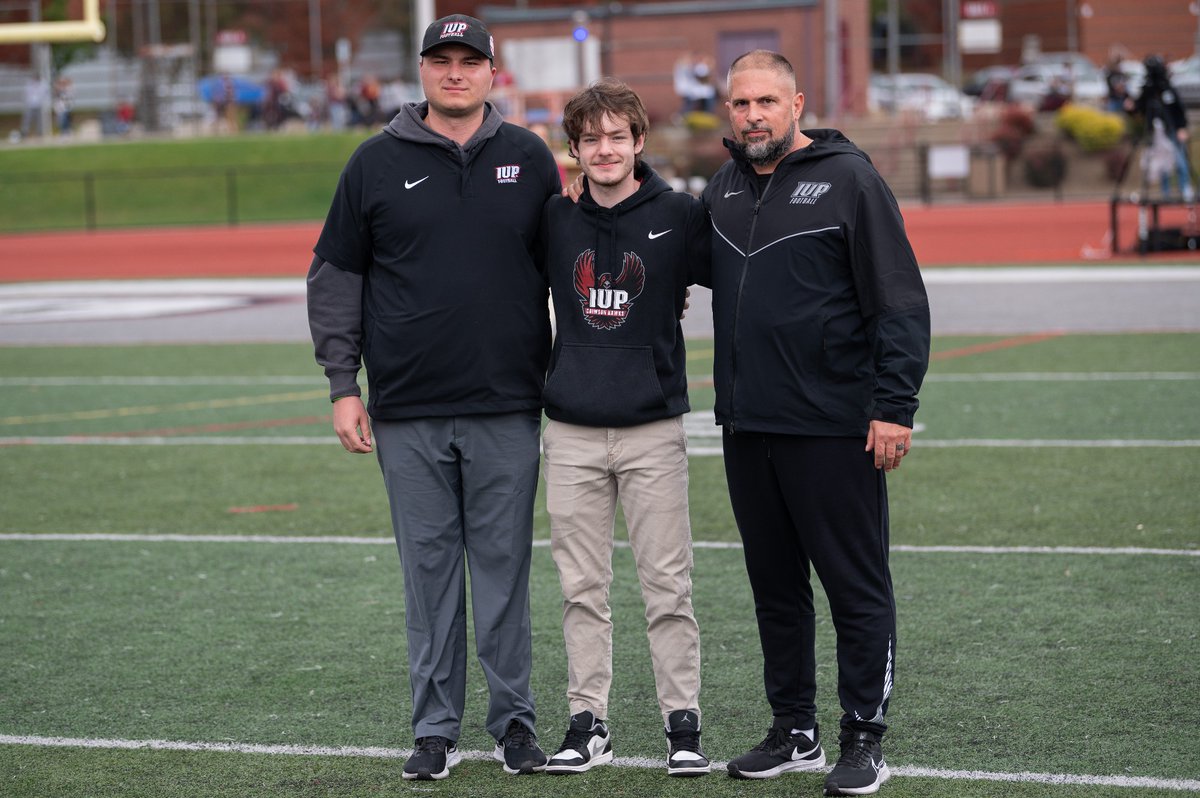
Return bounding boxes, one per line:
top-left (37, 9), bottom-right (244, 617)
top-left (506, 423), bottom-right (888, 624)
top-left (307, 13), bottom-right (562, 781)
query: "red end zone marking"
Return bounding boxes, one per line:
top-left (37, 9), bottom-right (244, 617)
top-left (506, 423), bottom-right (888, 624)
top-left (932, 332), bottom-right (1064, 361)
top-left (228, 504), bottom-right (299, 514)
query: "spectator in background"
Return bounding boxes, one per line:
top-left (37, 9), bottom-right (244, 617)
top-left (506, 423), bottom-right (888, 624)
top-left (53, 77), bottom-right (73, 135)
top-left (1104, 53), bottom-right (1129, 113)
top-left (19, 75), bottom-right (48, 139)
top-left (115, 97), bottom-right (135, 134)
top-left (212, 74), bottom-right (238, 134)
top-left (491, 60), bottom-right (517, 117)
top-left (528, 122), bottom-right (569, 185)
top-left (325, 75), bottom-right (347, 131)
top-left (263, 69), bottom-right (289, 130)
top-left (352, 74), bottom-right (381, 126)
top-left (1127, 54), bottom-right (1194, 201)
top-left (674, 52), bottom-right (718, 116)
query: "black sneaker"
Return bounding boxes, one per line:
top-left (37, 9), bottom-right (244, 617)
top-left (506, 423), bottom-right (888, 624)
top-left (493, 718), bottom-right (548, 775)
top-left (727, 717), bottom-right (825, 779)
top-left (665, 709), bottom-right (710, 776)
top-left (824, 729), bottom-right (890, 795)
top-left (402, 736), bottom-right (460, 780)
top-left (545, 710), bottom-right (613, 774)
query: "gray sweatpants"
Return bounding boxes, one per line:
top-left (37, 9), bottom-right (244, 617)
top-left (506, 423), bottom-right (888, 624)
top-left (373, 411), bottom-right (541, 742)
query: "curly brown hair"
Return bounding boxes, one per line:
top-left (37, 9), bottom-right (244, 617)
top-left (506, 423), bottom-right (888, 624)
top-left (561, 78), bottom-right (649, 160)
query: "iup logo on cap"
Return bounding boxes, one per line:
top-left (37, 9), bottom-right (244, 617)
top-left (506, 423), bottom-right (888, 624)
top-left (441, 21), bottom-right (469, 39)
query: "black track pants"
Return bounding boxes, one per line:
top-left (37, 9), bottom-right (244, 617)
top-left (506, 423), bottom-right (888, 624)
top-left (722, 430), bottom-right (895, 735)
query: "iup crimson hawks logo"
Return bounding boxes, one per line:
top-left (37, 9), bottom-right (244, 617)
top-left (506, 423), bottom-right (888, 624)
top-left (573, 249), bottom-right (646, 330)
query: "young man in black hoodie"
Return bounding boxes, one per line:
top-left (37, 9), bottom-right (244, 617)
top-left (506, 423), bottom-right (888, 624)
top-left (307, 14), bottom-right (561, 782)
top-left (539, 79), bottom-right (711, 777)
top-left (698, 51), bottom-right (929, 795)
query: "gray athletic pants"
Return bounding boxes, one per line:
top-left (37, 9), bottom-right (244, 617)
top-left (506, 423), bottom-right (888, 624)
top-left (373, 411), bottom-right (542, 743)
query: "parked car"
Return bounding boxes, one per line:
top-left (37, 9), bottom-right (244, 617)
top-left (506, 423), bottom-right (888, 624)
top-left (1169, 57), bottom-right (1200, 107)
top-left (868, 72), bottom-right (974, 120)
top-left (963, 65), bottom-right (1017, 102)
top-left (1009, 62), bottom-right (1106, 109)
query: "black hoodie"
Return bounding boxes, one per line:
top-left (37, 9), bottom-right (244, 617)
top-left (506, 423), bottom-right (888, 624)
top-left (308, 102), bottom-right (562, 420)
top-left (698, 129), bottom-right (929, 436)
top-left (540, 163), bottom-right (709, 427)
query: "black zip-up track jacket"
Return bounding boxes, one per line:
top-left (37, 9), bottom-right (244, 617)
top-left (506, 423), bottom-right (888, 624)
top-left (308, 102), bottom-right (562, 420)
top-left (698, 129), bottom-right (930, 436)
top-left (541, 163), bottom-right (709, 428)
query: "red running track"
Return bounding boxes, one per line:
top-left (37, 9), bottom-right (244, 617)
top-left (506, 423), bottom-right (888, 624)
top-left (0, 200), bottom-right (1195, 282)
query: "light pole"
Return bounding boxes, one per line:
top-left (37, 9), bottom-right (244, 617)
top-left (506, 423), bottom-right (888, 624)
top-left (308, 0), bottom-right (322, 78)
top-left (572, 9), bottom-right (588, 88)
top-left (824, 0), bottom-right (838, 120)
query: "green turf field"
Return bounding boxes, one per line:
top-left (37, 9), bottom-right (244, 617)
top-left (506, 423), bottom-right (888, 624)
top-left (0, 134), bottom-right (364, 232)
top-left (1, 332), bottom-right (1197, 797)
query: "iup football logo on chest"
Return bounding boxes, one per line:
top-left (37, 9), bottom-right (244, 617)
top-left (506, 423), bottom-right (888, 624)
top-left (573, 249), bottom-right (646, 330)
top-left (496, 164), bottom-right (520, 184)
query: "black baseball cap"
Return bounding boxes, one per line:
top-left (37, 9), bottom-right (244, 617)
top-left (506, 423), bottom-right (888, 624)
top-left (420, 14), bottom-right (495, 61)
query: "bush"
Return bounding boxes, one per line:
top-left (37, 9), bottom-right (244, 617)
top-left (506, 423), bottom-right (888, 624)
top-left (1055, 103), bottom-right (1127, 153)
top-left (989, 104), bottom-right (1035, 160)
top-left (1024, 146), bottom-right (1068, 187)
top-left (682, 110), bottom-right (721, 132)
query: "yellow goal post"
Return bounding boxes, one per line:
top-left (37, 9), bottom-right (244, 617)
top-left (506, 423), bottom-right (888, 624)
top-left (0, 0), bottom-right (106, 44)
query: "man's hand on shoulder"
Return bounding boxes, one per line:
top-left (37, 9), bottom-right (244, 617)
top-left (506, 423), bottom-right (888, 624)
top-left (562, 173), bottom-right (585, 203)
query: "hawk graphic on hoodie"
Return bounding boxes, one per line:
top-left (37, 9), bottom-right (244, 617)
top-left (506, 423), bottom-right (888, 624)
top-left (573, 248), bottom-right (646, 330)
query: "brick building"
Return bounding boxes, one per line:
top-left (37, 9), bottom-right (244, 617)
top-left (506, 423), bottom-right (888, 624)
top-left (995, 0), bottom-right (1196, 68)
top-left (441, 0), bottom-right (872, 125)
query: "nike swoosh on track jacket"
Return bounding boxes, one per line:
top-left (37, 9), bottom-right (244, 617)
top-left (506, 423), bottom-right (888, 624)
top-left (308, 102), bottom-right (563, 420)
top-left (698, 129), bottom-right (930, 436)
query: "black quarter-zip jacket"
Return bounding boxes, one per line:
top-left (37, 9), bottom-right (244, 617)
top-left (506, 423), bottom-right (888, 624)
top-left (309, 102), bottom-right (562, 420)
top-left (698, 129), bottom-right (930, 436)
top-left (541, 163), bottom-right (709, 427)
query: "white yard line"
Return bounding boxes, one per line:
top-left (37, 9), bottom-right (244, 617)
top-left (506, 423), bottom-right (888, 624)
top-left (0, 533), bottom-right (1195, 557)
top-left (0, 376), bottom-right (324, 386)
top-left (4, 435), bottom-right (1199, 449)
top-left (0, 734), bottom-right (1195, 792)
top-left (920, 266), bottom-right (1200, 283)
top-left (4, 372), bottom-right (1199, 387)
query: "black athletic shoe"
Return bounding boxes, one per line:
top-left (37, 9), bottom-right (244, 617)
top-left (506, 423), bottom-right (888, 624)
top-left (665, 709), bottom-right (710, 776)
top-left (823, 729), bottom-right (891, 795)
top-left (493, 718), bottom-right (548, 775)
top-left (402, 736), bottom-right (460, 780)
top-left (545, 710), bottom-right (613, 774)
top-left (726, 717), bottom-right (825, 779)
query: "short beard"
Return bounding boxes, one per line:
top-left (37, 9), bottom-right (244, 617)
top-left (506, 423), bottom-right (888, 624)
top-left (734, 123), bottom-right (795, 168)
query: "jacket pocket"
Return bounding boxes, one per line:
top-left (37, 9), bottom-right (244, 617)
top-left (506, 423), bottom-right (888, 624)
top-left (544, 343), bottom-right (667, 426)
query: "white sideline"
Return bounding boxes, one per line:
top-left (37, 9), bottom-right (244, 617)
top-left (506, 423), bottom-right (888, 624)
top-left (2, 371), bottom-right (1198, 387)
top-left (0, 734), bottom-right (1196, 792)
top-left (4, 436), bottom-right (1200, 450)
top-left (0, 533), bottom-right (1196, 557)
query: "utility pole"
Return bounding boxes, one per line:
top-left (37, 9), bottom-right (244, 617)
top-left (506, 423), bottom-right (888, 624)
top-left (308, 0), bottom-right (323, 78)
top-left (942, 0), bottom-right (960, 89)
top-left (30, 0), bottom-right (52, 136)
top-left (824, 0), bottom-right (839, 120)
top-left (887, 0), bottom-right (899, 76)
